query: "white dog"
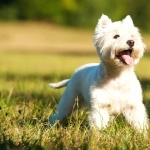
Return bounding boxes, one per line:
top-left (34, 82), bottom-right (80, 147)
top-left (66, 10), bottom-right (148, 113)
top-left (49, 14), bottom-right (148, 132)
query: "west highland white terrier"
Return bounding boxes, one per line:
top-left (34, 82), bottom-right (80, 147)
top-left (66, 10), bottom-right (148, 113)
top-left (49, 14), bottom-right (148, 132)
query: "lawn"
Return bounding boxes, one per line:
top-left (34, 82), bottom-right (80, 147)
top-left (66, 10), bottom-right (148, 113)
top-left (0, 22), bottom-right (150, 149)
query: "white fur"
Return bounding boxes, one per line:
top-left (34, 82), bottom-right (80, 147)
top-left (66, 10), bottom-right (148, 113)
top-left (49, 79), bottom-right (69, 89)
top-left (49, 15), bottom-right (148, 132)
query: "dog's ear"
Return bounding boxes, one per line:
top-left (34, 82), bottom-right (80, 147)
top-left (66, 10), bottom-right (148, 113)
top-left (97, 14), bottom-right (112, 28)
top-left (122, 15), bottom-right (134, 27)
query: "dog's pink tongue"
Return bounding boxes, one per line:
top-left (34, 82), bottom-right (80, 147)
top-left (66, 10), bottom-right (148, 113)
top-left (122, 55), bottom-right (133, 65)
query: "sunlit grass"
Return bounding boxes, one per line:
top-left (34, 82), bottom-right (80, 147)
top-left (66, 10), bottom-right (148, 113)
top-left (0, 51), bottom-right (150, 149)
top-left (0, 51), bottom-right (98, 76)
top-left (0, 22), bottom-right (150, 149)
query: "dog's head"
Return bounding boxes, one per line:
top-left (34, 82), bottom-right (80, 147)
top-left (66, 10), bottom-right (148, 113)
top-left (94, 15), bottom-right (145, 67)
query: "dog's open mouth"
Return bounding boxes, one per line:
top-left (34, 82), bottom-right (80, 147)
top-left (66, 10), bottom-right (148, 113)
top-left (116, 49), bottom-right (133, 65)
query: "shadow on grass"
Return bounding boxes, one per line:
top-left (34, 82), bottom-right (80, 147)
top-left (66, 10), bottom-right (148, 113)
top-left (0, 141), bottom-right (43, 150)
top-left (140, 78), bottom-right (150, 91)
top-left (0, 72), bottom-right (71, 82)
top-left (140, 78), bottom-right (150, 118)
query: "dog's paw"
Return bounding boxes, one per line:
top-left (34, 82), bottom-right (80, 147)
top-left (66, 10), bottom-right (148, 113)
top-left (49, 114), bottom-right (58, 125)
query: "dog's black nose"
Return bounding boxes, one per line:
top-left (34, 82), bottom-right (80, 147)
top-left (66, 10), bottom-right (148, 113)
top-left (127, 40), bottom-right (134, 47)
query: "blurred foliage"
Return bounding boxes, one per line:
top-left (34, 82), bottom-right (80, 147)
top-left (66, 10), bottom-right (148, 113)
top-left (0, 0), bottom-right (150, 30)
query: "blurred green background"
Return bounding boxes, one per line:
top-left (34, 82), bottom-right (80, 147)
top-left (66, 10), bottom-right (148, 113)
top-left (0, 0), bottom-right (150, 30)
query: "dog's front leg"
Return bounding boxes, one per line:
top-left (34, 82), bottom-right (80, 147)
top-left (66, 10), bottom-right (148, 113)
top-left (88, 107), bottom-right (109, 129)
top-left (123, 103), bottom-right (148, 132)
top-left (88, 87), bottom-right (109, 129)
top-left (88, 89), bottom-right (110, 129)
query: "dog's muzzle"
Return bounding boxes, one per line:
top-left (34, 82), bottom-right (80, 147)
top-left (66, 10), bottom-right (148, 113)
top-left (116, 49), bottom-right (133, 65)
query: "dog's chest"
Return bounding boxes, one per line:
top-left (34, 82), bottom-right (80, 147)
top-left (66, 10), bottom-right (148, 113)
top-left (107, 88), bottom-right (128, 114)
top-left (102, 79), bottom-right (132, 114)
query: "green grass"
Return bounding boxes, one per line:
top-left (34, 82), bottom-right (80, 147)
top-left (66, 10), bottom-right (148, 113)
top-left (0, 23), bottom-right (150, 149)
top-left (0, 51), bottom-right (150, 149)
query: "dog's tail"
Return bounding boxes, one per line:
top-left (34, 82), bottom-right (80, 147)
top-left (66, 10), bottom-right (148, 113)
top-left (49, 79), bottom-right (70, 89)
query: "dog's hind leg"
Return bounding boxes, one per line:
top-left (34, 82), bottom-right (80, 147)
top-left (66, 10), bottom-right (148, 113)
top-left (49, 79), bottom-right (70, 89)
top-left (50, 80), bottom-right (78, 125)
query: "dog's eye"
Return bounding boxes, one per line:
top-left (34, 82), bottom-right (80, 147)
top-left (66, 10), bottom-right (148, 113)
top-left (113, 35), bottom-right (120, 39)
